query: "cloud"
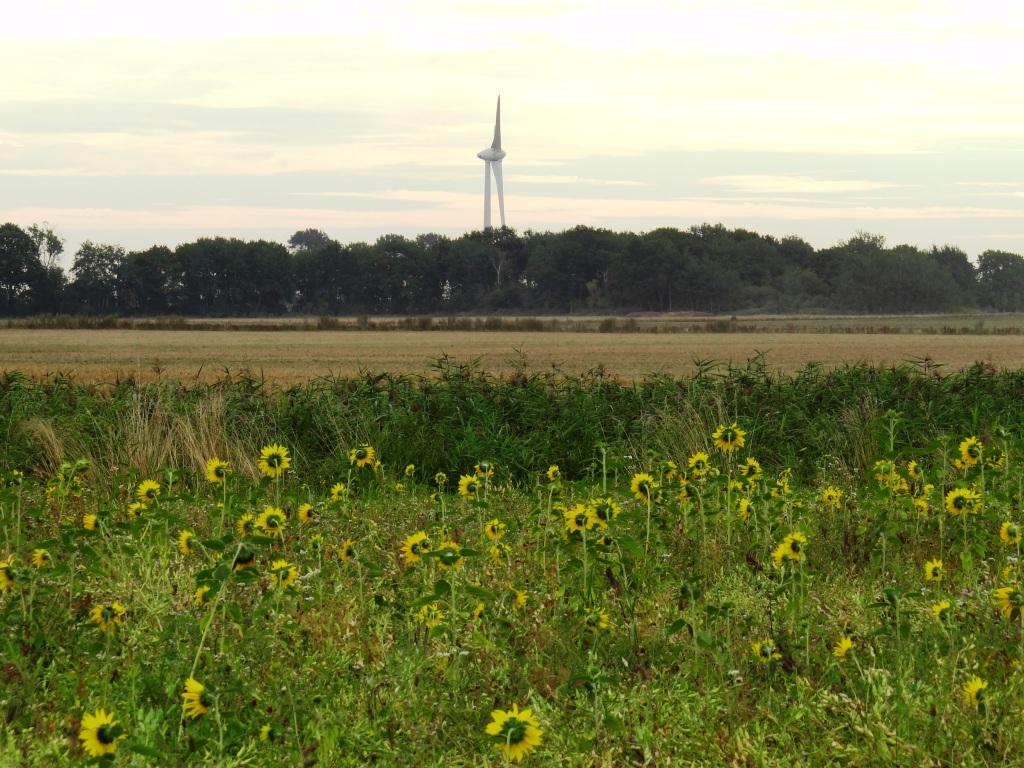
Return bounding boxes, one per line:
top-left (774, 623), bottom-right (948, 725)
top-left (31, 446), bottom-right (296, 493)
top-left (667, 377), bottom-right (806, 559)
top-left (701, 175), bottom-right (908, 195)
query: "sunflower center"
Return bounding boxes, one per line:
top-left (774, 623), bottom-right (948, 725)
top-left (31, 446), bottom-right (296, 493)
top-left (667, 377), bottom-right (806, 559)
top-left (97, 725), bottom-right (115, 745)
top-left (502, 718), bottom-right (527, 744)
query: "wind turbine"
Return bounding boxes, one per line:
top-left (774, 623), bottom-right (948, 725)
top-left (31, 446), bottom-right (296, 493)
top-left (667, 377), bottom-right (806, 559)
top-left (477, 97), bottom-right (506, 229)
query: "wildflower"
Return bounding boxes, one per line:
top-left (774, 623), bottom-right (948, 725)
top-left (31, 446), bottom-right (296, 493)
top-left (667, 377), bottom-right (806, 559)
top-left (659, 459), bottom-right (679, 481)
top-left (751, 639), bottom-right (782, 664)
top-left (962, 676), bottom-right (987, 709)
top-left (986, 449), bottom-right (1006, 471)
top-left (434, 471), bottom-right (448, 487)
top-left (458, 474), bottom-right (480, 499)
top-left (772, 532), bottom-right (807, 568)
top-left (31, 548), bottom-right (51, 568)
top-left (401, 531), bottom-right (431, 565)
top-left (905, 460), bottom-right (921, 479)
top-left (394, 482), bottom-right (405, 494)
top-left (472, 602), bottom-right (487, 621)
top-left (232, 546), bottom-right (257, 572)
top-left (676, 482), bottom-right (691, 504)
top-left (474, 461), bottom-right (495, 479)
top-left (89, 602), bottom-right (127, 633)
top-left (270, 559), bottom-right (298, 589)
top-left (258, 444), bottom-right (291, 479)
top-left (338, 538), bottom-right (356, 562)
top-left (913, 497), bottom-right (929, 516)
top-left (259, 723), bottom-right (278, 742)
top-left (435, 540), bottom-right (464, 571)
top-left (739, 456), bottom-right (761, 483)
top-left (136, 479), bottom-right (160, 504)
top-left (194, 585), bottom-right (212, 606)
top-left (958, 436), bottom-right (982, 467)
top-left (924, 558), bottom-right (943, 582)
top-left (872, 459), bottom-right (896, 485)
top-left (931, 599), bottom-right (951, 622)
top-left (298, 503), bottom-right (316, 524)
top-left (771, 473), bottom-right (791, 498)
top-left (256, 506), bottom-right (287, 538)
top-left (177, 530), bottom-right (194, 556)
top-left (330, 482), bottom-right (347, 502)
top-left (417, 601), bottom-right (445, 628)
top-left (712, 422), bottom-right (746, 453)
top-left (736, 498), bottom-right (753, 521)
top-left (1000, 521), bottom-right (1021, 546)
top-left (945, 487), bottom-right (981, 516)
top-left (404, 463), bottom-right (416, 478)
top-left (590, 497), bottom-right (621, 523)
top-left (545, 464), bottom-right (560, 482)
top-left (78, 708), bottom-right (124, 758)
top-left (820, 486), bottom-right (843, 507)
top-left (309, 533), bottom-right (323, 551)
top-left (82, 513), bottom-right (97, 531)
top-left (236, 513), bottom-right (256, 537)
top-left (205, 457), bottom-right (229, 484)
top-left (349, 444), bottom-right (376, 469)
top-left (485, 703), bottom-right (543, 763)
top-left (510, 587), bottom-right (528, 609)
top-left (0, 559), bottom-right (15, 591)
top-left (484, 518), bottom-right (507, 541)
top-left (687, 452), bottom-right (711, 478)
top-left (994, 585), bottom-right (1022, 621)
top-left (490, 542), bottom-right (511, 562)
top-left (833, 636), bottom-right (853, 661)
top-left (182, 677), bottom-right (211, 719)
top-left (564, 503), bottom-right (597, 535)
top-left (126, 502), bottom-right (146, 520)
top-left (583, 607), bottom-right (611, 632)
top-left (630, 472), bottom-right (659, 502)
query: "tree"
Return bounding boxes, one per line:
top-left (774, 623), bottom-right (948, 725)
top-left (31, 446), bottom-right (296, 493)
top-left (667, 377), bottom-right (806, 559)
top-left (0, 223), bottom-right (46, 315)
top-left (976, 250), bottom-right (1024, 311)
top-left (288, 228), bottom-right (333, 253)
top-left (70, 242), bottom-right (125, 314)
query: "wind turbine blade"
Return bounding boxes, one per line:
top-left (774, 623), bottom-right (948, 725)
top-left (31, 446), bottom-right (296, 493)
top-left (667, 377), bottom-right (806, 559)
top-left (491, 96), bottom-right (501, 151)
top-left (492, 161), bottom-right (506, 228)
top-left (483, 160), bottom-right (492, 229)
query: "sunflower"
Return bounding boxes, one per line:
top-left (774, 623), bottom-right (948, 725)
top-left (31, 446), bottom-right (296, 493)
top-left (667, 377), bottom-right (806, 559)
top-left (417, 601), bottom-right (445, 628)
top-left (182, 677), bottom-right (212, 719)
top-left (82, 513), bottom-right (97, 531)
top-left (338, 538), bottom-right (356, 562)
top-left (545, 464), bottom-right (560, 482)
top-left (458, 474), bottom-right (480, 499)
top-left (687, 452), bottom-right (711, 478)
top-left (1000, 521), bottom-right (1021, 546)
top-left (205, 457), bottom-right (229, 484)
top-left (309, 533), bottom-right (324, 551)
top-left (31, 548), bottom-right (51, 568)
top-left (256, 506), bottom-right (288, 538)
top-left (258, 443), bottom-right (291, 479)
top-left (126, 502), bottom-right (146, 521)
top-left (736, 498), bottom-right (753, 521)
top-left (924, 558), bottom-right (943, 582)
top-left (394, 482), bottom-right (405, 494)
top-left (434, 471), bottom-right (448, 487)
top-left (833, 636), bottom-right (853, 661)
top-left (772, 532), bottom-right (807, 568)
top-left (136, 479), bottom-right (160, 504)
top-left (913, 497), bottom-right (929, 516)
top-left (349, 444), bottom-right (376, 468)
top-left (474, 461), bottom-right (495, 479)
top-left (177, 530), bottom-right (194, 556)
top-left (771, 474), bottom-right (791, 498)
top-left (435, 540), bottom-right (464, 571)
top-left (931, 599), bottom-right (951, 622)
top-left (329, 482), bottom-right (347, 502)
top-left (510, 587), bottom-right (528, 609)
top-left (485, 703), bottom-right (543, 763)
top-left (630, 472), bottom-right (658, 502)
top-left (658, 459), bottom-right (679, 482)
top-left (820, 486), bottom-right (843, 507)
top-left (401, 531), bottom-right (431, 565)
top-left (78, 708), bottom-right (124, 758)
top-left (962, 676), bottom-right (987, 709)
top-left (583, 607), bottom-right (611, 632)
top-left (994, 585), bottom-right (1022, 621)
top-left (0, 559), bottom-right (15, 591)
top-left (489, 542), bottom-right (511, 562)
top-left (270, 559), bottom-right (298, 589)
top-left (712, 422), bottom-right (746, 453)
top-left (194, 585), bottom-right (212, 606)
top-left (259, 723), bottom-right (279, 742)
top-left (751, 639), bottom-right (781, 664)
top-left (232, 546), bottom-right (257, 572)
top-left (236, 513), bottom-right (256, 537)
top-left (563, 503), bottom-right (597, 536)
top-left (905, 459), bottom-right (921, 479)
top-left (945, 487), bottom-right (981, 516)
top-left (676, 482), bottom-right (691, 504)
top-left (590, 497), bottom-right (621, 523)
top-left (484, 518), bottom-right (507, 541)
top-left (986, 449), bottom-right (1007, 471)
top-left (958, 436), bottom-right (982, 467)
top-left (472, 602), bottom-right (487, 621)
top-left (89, 602), bottom-right (127, 633)
top-left (739, 457), bottom-right (761, 483)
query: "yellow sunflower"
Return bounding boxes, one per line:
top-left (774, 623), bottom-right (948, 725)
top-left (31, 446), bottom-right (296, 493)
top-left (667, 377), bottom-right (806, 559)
top-left (404, 463), bottom-right (416, 477)
top-left (348, 444), bottom-right (376, 468)
top-left (924, 558), bottom-right (943, 582)
top-left (78, 708), bottom-right (125, 758)
top-left (236, 513), bottom-right (256, 537)
top-left (739, 456), bottom-right (761, 483)
top-left (590, 497), bottom-right (621, 523)
top-left (945, 487), bottom-right (981, 516)
top-left (1000, 521), bottom-right (1021, 546)
top-left (434, 471), bottom-right (448, 487)
top-left (177, 530), bottom-right (194, 556)
top-left (474, 461), bottom-right (495, 479)
top-left (31, 548), bottom-right (51, 568)
top-left (752, 639), bottom-right (782, 664)
top-left (958, 436), bottom-right (982, 467)
top-left (994, 585), bottom-right (1022, 621)
top-left (736, 498), bottom-right (753, 521)
top-left (182, 677), bottom-right (211, 719)
top-left (772, 532), bottom-right (807, 568)
top-left (256, 506), bottom-right (288, 538)
top-left (820, 486), bottom-right (843, 507)
top-left (401, 531), bottom-right (431, 565)
top-left (194, 585), bottom-right (212, 606)
top-left (417, 601), bottom-right (445, 628)
top-left (205, 457), bottom-right (229, 484)
top-left (962, 676), bottom-right (987, 709)
top-left (329, 482), bottom-right (347, 502)
top-left (257, 443), bottom-right (291, 479)
top-left (270, 559), bottom-right (298, 589)
top-left (833, 636), bottom-right (853, 661)
top-left (89, 601), bottom-right (127, 633)
top-left (82, 513), bottom-right (97, 531)
top-left (484, 518), bottom-right (507, 541)
top-left (458, 474), bottom-right (480, 499)
top-left (0, 559), bottom-right (15, 591)
top-left (297, 503), bottom-right (316, 525)
top-left (931, 599), bottom-right (951, 622)
top-left (630, 472), bottom-right (659, 502)
top-left (485, 703), bottom-right (543, 763)
top-left (489, 542), bottom-right (511, 562)
top-left (136, 479), bottom-right (160, 504)
top-left (338, 538), bottom-right (356, 562)
top-left (712, 422), bottom-right (746, 453)
top-left (126, 502), bottom-right (146, 521)
top-left (435, 540), bottom-right (464, 571)
top-left (545, 464), bottom-right (560, 482)
top-left (583, 607), bottom-right (611, 633)
top-left (687, 452), bottom-right (711, 478)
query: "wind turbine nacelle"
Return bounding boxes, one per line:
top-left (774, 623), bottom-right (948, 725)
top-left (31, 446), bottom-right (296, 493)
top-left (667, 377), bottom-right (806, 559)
top-left (477, 147), bottom-right (506, 161)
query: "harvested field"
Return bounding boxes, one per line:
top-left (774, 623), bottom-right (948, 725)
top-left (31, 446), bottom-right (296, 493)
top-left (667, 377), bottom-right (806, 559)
top-left (1, 328), bottom-right (1020, 383)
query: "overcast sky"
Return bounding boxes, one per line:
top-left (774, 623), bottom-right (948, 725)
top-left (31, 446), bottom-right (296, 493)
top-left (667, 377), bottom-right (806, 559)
top-left (2, 0), bottom-right (1022, 262)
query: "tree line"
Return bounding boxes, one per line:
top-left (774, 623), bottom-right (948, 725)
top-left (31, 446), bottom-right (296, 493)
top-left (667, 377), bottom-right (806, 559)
top-left (2, 221), bottom-right (1023, 316)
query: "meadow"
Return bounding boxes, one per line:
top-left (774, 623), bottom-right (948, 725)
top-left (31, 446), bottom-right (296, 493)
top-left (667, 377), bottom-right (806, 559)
top-left (2, 361), bottom-right (1024, 765)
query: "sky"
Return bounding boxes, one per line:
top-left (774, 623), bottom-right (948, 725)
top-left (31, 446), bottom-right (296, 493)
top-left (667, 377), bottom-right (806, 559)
top-left (1, 0), bottom-right (1022, 263)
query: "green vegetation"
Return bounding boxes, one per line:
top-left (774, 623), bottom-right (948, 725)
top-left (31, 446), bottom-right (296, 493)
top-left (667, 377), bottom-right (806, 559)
top-left (4, 221), bottom-right (1024, 317)
top-left (2, 364), bottom-right (1024, 765)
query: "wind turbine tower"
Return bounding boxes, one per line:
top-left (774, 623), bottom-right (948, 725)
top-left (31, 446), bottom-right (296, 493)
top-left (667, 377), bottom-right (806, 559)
top-left (477, 97), bottom-right (506, 229)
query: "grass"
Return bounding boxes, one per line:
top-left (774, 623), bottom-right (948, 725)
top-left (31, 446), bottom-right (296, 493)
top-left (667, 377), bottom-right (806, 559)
top-left (2, 365), bottom-right (1024, 765)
